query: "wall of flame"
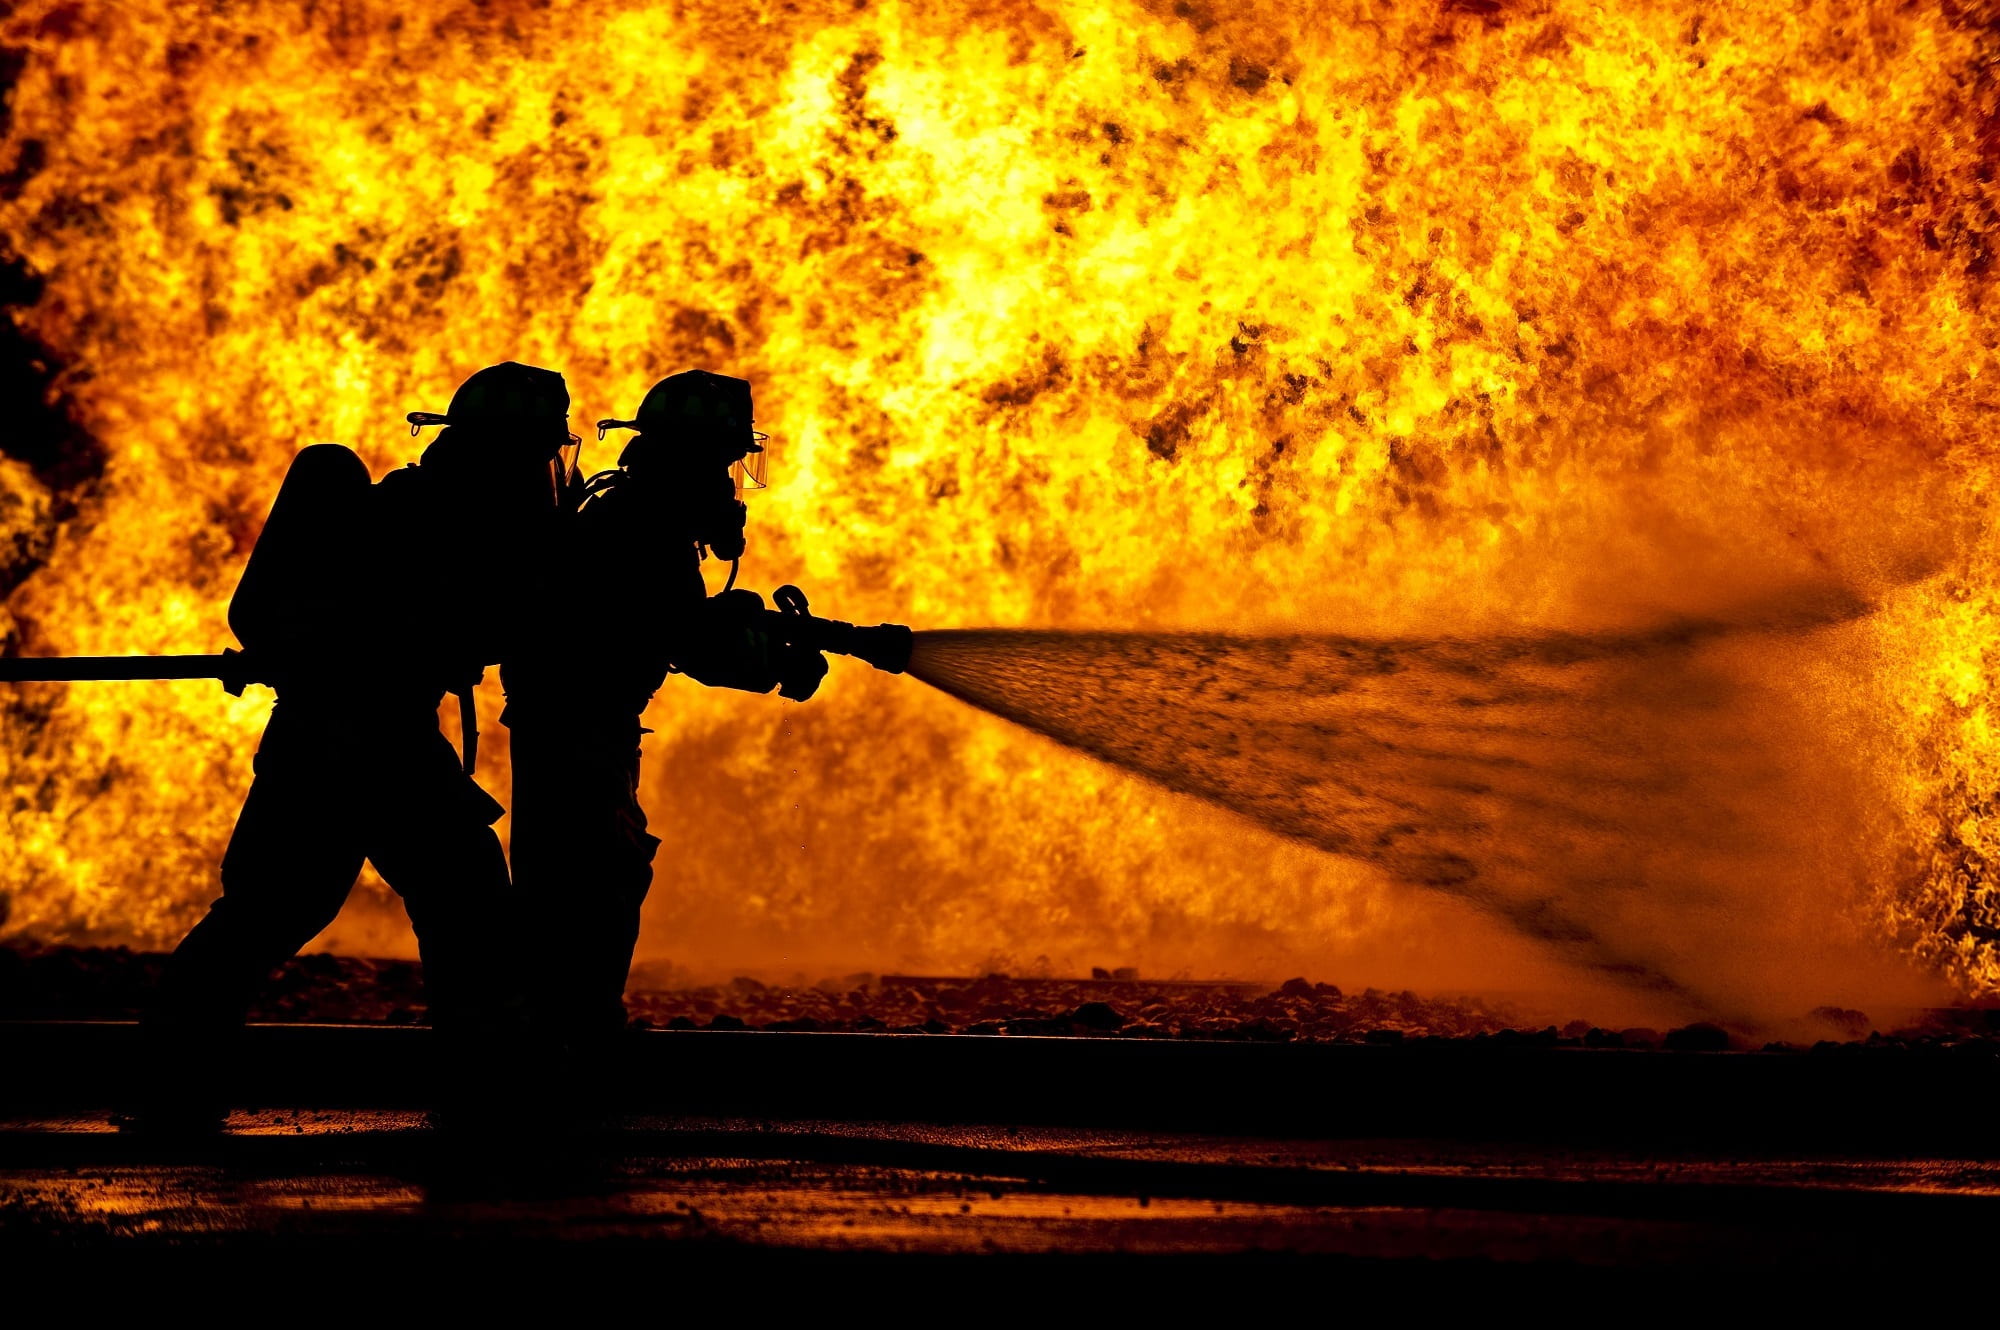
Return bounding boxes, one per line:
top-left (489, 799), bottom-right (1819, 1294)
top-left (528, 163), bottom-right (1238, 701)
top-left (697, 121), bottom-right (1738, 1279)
top-left (1, 0), bottom-right (1996, 1011)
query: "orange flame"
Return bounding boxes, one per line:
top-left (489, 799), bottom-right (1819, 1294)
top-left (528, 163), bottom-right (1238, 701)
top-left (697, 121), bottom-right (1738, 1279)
top-left (0, 0), bottom-right (1995, 1020)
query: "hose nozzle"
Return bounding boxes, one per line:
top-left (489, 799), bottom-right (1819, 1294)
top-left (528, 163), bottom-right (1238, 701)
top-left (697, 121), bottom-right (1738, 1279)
top-left (762, 585), bottom-right (912, 675)
top-left (846, 623), bottom-right (913, 675)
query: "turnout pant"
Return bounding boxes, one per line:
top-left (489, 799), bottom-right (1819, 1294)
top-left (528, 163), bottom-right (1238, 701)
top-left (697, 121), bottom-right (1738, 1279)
top-left (154, 702), bottom-right (513, 1045)
top-left (507, 715), bottom-right (659, 1038)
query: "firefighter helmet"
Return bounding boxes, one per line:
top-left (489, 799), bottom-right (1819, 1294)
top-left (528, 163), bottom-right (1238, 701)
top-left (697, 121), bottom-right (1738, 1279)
top-left (406, 362), bottom-right (570, 436)
top-left (599, 370), bottom-right (757, 449)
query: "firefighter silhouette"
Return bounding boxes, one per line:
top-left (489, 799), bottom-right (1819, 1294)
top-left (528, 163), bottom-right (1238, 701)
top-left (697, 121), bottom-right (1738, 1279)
top-left (503, 370), bottom-right (826, 1039)
top-left (143, 362), bottom-right (575, 1127)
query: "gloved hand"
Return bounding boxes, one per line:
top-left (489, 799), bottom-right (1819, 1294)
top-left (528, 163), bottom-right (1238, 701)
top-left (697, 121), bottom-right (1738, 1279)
top-left (775, 643), bottom-right (829, 702)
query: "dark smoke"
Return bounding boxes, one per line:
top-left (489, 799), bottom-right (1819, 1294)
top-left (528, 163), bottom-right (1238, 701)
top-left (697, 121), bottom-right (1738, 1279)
top-left (909, 586), bottom-right (1904, 1020)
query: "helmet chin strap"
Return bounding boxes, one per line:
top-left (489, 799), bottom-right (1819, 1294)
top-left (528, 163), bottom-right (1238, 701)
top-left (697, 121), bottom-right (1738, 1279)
top-left (722, 557), bottom-right (740, 594)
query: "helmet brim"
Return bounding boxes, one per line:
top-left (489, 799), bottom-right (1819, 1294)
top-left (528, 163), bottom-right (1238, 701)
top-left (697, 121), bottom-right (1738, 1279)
top-left (596, 416), bottom-right (762, 451)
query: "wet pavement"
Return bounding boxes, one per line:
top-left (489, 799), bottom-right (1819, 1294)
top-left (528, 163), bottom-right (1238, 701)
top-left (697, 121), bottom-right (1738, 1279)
top-left (9, 1022), bottom-right (1999, 1286)
top-left (5, 1110), bottom-right (1996, 1273)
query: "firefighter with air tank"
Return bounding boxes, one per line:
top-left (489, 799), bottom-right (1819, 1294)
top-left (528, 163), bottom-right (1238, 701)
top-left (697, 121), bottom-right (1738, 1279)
top-left (140, 361), bottom-right (577, 1129)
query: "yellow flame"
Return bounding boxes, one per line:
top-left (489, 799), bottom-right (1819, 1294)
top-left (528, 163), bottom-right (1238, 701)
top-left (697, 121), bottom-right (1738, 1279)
top-left (1, 0), bottom-right (1996, 1015)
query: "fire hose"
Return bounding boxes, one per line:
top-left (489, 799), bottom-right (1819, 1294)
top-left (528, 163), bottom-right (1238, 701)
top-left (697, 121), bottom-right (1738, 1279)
top-left (0, 588), bottom-right (911, 737)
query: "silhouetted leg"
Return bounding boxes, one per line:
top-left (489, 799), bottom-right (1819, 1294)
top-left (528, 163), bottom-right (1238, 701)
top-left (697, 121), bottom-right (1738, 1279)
top-left (144, 752), bottom-right (363, 1122)
top-left (561, 790), bottom-right (656, 1037)
top-left (158, 773), bottom-right (364, 1025)
top-left (511, 722), bottom-right (657, 1040)
top-left (586, 741), bottom-right (657, 1032)
top-left (363, 729), bottom-right (513, 1041)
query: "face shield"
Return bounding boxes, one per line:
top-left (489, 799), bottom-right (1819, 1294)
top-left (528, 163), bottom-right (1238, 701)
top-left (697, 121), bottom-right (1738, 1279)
top-left (549, 428), bottom-right (583, 506)
top-left (732, 431), bottom-right (769, 498)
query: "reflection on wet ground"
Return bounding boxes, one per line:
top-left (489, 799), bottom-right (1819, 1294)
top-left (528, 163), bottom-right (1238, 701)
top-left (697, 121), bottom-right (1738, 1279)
top-left (4, 1111), bottom-right (1996, 1269)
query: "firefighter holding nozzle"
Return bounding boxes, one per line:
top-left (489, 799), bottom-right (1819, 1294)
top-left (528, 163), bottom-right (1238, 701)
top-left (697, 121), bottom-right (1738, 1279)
top-left (142, 362), bottom-right (576, 1129)
top-left (503, 371), bottom-right (839, 1043)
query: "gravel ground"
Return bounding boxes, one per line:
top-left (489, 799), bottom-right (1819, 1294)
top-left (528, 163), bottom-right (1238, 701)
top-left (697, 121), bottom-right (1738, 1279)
top-left (0, 941), bottom-right (1524, 1038)
top-left (5, 941), bottom-right (1991, 1051)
